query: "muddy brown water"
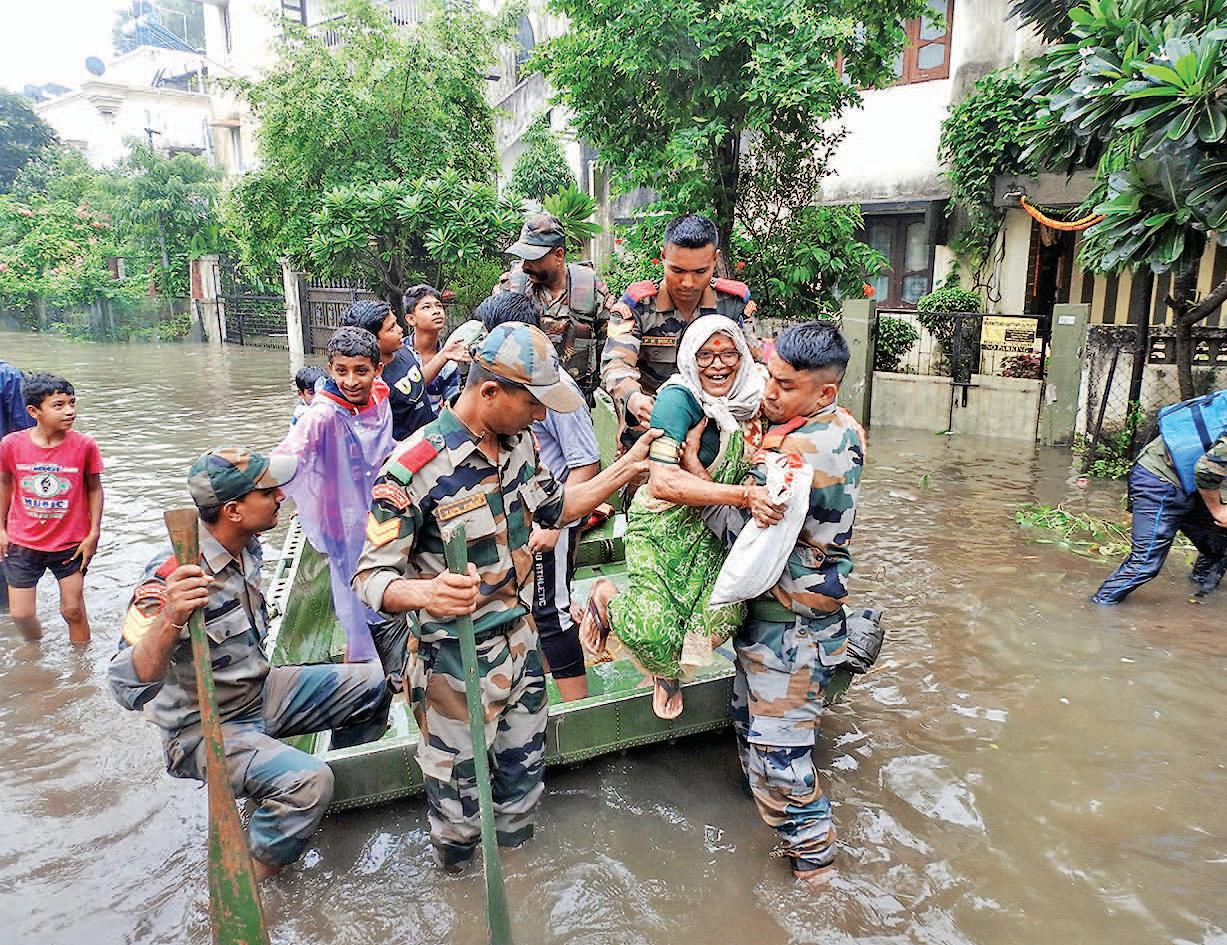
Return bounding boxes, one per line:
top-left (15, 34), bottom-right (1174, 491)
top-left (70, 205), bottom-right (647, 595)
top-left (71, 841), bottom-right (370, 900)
top-left (1, 330), bottom-right (1224, 945)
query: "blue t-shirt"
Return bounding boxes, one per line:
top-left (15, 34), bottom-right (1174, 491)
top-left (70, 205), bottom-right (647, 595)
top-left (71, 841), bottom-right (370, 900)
top-left (405, 334), bottom-right (461, 413)
top-left (382, 348), bottom-right (436, 440)
top-left (533, 377), bottom-right (600, 481)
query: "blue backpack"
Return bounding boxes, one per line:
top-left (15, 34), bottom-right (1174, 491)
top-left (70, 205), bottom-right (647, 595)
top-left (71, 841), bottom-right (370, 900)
top-left (1157, 389), bottom-right (1227, 493)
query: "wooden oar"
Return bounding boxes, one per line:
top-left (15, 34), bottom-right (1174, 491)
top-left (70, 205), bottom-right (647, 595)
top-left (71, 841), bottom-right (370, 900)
top-left (441, 524), bottom-right (514, 945)
top-left (164, 508), bottom-right (271, 945)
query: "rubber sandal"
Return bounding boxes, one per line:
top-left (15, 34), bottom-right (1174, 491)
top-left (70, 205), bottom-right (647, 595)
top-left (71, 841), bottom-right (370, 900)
top-left (651, 676), bottom-right (683, 720)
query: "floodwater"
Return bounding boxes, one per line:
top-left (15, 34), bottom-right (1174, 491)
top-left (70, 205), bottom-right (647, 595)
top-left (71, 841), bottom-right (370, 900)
top-left (1, 329), bottom-right (1224, 945)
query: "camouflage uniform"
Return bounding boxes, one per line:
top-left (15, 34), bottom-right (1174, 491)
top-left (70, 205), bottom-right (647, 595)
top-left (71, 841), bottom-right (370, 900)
top-left (601, 278), bottom-right (759, 448)
top-left (353, 325), bottom-right (577, 866)
top-left (703, 407), bottom-right (865, 873)
top-left (107, 524), bottom-right (391, 868)
top-left (495, 262), bottom-right (609, 397)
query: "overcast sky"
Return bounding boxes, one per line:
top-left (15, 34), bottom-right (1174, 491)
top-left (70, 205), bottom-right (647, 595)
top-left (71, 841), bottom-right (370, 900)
top-left (0, 1), bottom-right (122, 93)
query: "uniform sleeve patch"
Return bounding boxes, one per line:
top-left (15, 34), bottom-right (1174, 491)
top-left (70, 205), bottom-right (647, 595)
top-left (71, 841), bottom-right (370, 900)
top-left (366, 512), bottom-right (402, 547)
top-left (373, 482), bottom-right (411, 510)
top-left (401, 439), bottom-right (439, 473)
top-left (713, 277), bottom-right (751, 301)
top-left (625, 280), bottom-right (658, 303)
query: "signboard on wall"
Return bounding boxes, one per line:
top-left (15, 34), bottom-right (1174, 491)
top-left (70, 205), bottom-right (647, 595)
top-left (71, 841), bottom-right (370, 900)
top-left (980, 316), bottom-right (1039, 353)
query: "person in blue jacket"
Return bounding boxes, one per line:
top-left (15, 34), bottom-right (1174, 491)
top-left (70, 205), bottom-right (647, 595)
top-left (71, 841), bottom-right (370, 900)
top-left (1092, 391), bottom-right (1227, 605)
top-left (0, 359), bottom-right (35, 610)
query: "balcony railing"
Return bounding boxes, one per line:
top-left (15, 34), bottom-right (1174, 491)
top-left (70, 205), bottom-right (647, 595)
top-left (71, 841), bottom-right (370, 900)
top-left (310, 0), bottom-right (424, 47)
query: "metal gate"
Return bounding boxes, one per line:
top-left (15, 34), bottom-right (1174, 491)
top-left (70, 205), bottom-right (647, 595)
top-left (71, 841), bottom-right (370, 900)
top-left (303, 277), bottom-right (379, 354)
top-left (871, 311), bottom-right (1045, 439)
top-left (219, 258), bottom-right (288, 348)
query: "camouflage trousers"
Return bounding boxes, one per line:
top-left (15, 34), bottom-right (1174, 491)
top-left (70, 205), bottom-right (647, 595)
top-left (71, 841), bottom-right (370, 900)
top-left (408, 618), bottom-right (548, 864)
top-left (165, 663), bottom-right (390, 868)
top-left (731, 611), bottom-right (847, 871)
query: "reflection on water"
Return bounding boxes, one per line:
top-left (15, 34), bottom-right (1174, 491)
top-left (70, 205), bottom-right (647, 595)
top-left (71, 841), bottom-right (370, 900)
top-left (1, 331), bottom-right (1225, 945)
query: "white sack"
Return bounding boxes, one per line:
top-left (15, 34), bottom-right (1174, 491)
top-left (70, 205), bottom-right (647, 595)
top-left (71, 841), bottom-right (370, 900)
top-left (709, 454), bottom-right (812, 607)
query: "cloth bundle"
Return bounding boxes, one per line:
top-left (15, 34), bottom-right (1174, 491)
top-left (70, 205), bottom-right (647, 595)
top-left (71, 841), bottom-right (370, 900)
top-left (708, 451), bottom-right (812, 608)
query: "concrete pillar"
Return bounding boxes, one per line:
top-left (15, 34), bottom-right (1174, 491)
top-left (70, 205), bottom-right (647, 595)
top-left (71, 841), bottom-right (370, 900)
top-left (839, 299), bottom-right (877, 428)
top-left (1039, 303), bottom-right (1090, 446)
top-left (282, 259), bottom-right (307, 374)
top-left (193, 255), bottom-right (223, 345)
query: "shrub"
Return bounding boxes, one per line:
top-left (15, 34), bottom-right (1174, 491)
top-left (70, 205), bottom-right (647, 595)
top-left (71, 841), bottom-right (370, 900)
top-left (874, 316), bottom-right (919, 373)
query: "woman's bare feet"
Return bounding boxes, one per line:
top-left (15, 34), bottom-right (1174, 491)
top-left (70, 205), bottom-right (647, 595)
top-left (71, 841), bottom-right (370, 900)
top-left (579, 578), bottom-right (617, 657)
top-left (651, 676), bottom-right (683, 719)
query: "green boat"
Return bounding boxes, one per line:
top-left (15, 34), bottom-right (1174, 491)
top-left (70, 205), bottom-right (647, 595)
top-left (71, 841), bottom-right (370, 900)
top-left (266, 516), bottom-right (747, 812)
top-left (265, 393), bottom-right (854, 812)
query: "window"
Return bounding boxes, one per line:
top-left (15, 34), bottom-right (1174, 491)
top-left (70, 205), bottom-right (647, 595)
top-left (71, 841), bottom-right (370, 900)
top-left (892, 0), bottom-right (953, 85)
top-left (864, 214), bottom-right (934, 309)
top-left (513, 15), bottom-right (536, 84)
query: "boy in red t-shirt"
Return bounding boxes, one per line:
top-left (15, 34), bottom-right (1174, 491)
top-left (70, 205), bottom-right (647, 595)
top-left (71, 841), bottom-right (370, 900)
top-left (0, 374), bottom-right (104, 643)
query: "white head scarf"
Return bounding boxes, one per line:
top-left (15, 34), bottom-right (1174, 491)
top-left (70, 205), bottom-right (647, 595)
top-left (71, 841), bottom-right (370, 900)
top-left (664, 314), bottom-right (763, 433)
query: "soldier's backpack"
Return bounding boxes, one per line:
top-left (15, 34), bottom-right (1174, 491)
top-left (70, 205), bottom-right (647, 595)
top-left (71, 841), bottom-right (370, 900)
top-left (1157, 389), bottom-right (1227, 493)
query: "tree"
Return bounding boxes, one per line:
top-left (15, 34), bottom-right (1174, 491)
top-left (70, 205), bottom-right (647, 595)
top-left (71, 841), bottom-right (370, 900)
top-left (534, 0), bottom-right (928, 246)
top-left (113, 142), bottom-right (224, 297)
top-left (507, 118), bottom-right (576, 203)
top-left (0, 90), bottom-right (57, 192)
top-left (221, 0), bottom-right (510, 300)
top-left (1021, 0), bottom-right (1227, 399)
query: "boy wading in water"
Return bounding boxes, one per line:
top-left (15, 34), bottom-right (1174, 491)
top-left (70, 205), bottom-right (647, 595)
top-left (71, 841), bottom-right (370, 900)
top-left (0, 374), bottom-right (104, 643)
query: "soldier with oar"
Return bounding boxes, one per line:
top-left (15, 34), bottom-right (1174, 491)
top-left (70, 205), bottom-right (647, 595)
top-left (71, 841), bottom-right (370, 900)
top-left (353, 323), bottom-right (658, 874)
top-left (108, 448), bottom-right (394, 897)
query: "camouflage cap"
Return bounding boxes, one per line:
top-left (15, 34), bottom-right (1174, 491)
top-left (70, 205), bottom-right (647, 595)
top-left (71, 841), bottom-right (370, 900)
top-left (471, 323), bottom-right (584, 413)
top-left (506, 212), bottom-right (565, 261)
top-left (187, 447), bottom-right (298, 509)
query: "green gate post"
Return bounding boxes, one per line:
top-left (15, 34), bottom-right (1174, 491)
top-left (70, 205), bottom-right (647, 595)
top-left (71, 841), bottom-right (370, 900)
top-left (1039, 303), bottom-right (1090, 446)
top-left (839, 299), bottom-right (877, 428)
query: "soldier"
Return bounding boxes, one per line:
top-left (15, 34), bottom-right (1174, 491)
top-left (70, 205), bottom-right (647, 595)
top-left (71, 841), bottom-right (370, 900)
top-left (602, 213), bottom-right (760, 451)
top-left (352, 323), bottom-right (657, 871)
top-left (107, 448), bottom-right (392, 880)
top-left (686, 322), bottom-right (864, 886)
top-left (494, 212), bottom-right (609, 397)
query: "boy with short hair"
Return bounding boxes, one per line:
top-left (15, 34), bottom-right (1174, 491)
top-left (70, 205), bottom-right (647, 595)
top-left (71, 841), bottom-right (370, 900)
top-left (274, 326), bottom-right (394, 665)
top-left (0, 373), bottom-right (104, 643)
top-left (291, 365), bottom-right (326, 426)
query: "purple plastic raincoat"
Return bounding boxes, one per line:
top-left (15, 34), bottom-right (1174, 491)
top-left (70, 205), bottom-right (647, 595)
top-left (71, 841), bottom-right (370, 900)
top-left (274, 377), bottom-right (393, 661)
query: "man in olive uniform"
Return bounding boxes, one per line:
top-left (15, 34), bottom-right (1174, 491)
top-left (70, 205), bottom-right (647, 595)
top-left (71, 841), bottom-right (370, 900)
top-left (108, 448), bottom-right (392, 879)
top-left (494, 212), bottom-right (609, 398)
top-left (602, 213), bottom-right (760, 450)
top-left (352, 323), bottom-right (656, 870)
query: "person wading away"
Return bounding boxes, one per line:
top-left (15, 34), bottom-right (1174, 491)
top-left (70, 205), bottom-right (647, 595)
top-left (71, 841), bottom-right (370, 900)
top-left (107, 448), bottom-right (392, 880)
top-left (352, 322), bottom-right (658, 872)
top-left (688, 321), bottom-right (865, 887)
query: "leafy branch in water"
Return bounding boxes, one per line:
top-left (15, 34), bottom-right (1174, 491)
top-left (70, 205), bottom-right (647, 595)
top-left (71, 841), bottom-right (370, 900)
top-left (1015, 502), bottom-right (1192, 558)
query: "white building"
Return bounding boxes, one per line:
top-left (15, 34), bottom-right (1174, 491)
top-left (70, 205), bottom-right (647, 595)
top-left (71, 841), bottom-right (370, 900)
top-left (33, 45), bottom-right (216, 168)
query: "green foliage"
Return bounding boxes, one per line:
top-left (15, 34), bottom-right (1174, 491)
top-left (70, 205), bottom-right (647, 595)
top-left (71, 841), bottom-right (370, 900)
top-left (874, 316), bottom-right (920, 372)
top-left (601, 215), bottom-right (670, 297)
top-left (305, 171), bottom-right (520, 300)
top-left (938, 69), bottom-right (1037, 275)
top-left (112, 143), bottom-right (224, 297)
top-left (1073, 399), bottom-right (1144, 478)
top-left (535, 0), bottom-right (925, 302)
top-left (541, 185), bottom-right (600, 256)
top-left (915, 283), bottom-right (981, 338)
top-left (1010, 1), bottom-right (1085, 40)
top-left (1024, 0), bottom-right (1227, 277)
top-left (446, 257), bottom-right (507, 320)
top-left (0, 90), bottom-right (57, 192)
top-left (507, 118), bottom-right (576, 204)
top-left (221, 0), bottom-right (509, 286)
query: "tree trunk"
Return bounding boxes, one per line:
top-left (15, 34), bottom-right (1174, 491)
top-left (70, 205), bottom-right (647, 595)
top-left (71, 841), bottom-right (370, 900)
top-left (712, 130), bottom-right (741, 272)
top-left (1168, 269), bottom-right (1198, 400)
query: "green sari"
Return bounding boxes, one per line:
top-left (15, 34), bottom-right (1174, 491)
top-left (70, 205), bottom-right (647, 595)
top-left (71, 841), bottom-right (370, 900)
top-left (607, 396), bottom-right (750, 678)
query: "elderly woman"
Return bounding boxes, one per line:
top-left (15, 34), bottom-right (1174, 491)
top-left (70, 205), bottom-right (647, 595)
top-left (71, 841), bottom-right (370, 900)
top-left (582, 315), bottom-right (779, 719)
